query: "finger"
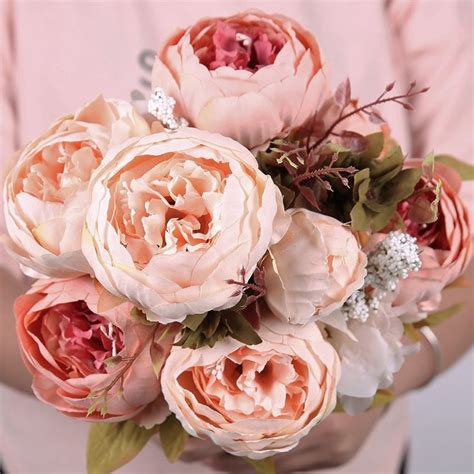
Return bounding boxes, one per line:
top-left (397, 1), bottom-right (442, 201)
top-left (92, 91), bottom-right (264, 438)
top-left (180, 437), bottom-right (225, 463)
top-left (201, 452), bottom-right (254, 473)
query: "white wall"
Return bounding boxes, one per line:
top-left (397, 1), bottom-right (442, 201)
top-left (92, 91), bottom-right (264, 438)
top-left (409, 348), bottom-right (473, 473)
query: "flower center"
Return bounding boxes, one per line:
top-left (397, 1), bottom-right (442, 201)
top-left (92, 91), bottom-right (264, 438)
top-left (180, 348), bottom-right (309, 420)
top-left (194, 21), bottom-right (286, 72)
top-left (109, 154), bottom-right (230, 266)
top-left (39, 301), bottom-right (124, 377)
top-left (398, 198), bottom-right (448, 250)
top-left (18, 140), bottom-right (102, 203)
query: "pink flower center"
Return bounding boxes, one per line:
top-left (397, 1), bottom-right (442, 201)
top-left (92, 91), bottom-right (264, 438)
top-left (39, 301), bottom-right (124, 378)
top-left (194, 22), bottom-right (286, 72)
top-left (18, 140), bottom-right (102, 203)
top-left (179, 348), bottom-right (309, 420)
top-left (398, 191), bottom-right (449, 250)
top-left (109, 155), bottom-right (230, 266)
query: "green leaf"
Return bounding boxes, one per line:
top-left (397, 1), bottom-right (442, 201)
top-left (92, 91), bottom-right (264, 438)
top-left (150, 341), bottom-right (165, 378)
top-left (182, 313), bottom-right (208, 331)
top-left (104, 356), bottom-right (123, 367)
top-left (159, 414), bottom-right (189, 463)
top-left (130, 307), bottom-right (156, 326)
top-left (422, 151), bottom-right (436, 179)
top-left (403, 323), bottom-right (421, 342)
top-left (201, 312), bottom-right (222, 338)
top-left (370, 389), bottom-right (394, 409)
top-left (379, 168), bottom-right (422, 204)
top-left (435, 154), bottom-right (474, 180)
top-left (87, 421), bottom-right (157, 474)
top-left (358, 132), bottom-right (385, 160)
top-left (416, 303), bottom-right (464, 327)
top-left (180, 329), bottom-right (204, 349)
top-left (245, 457), bottom-right (276, 474)
top-left (325, 142), bottom-right (351, 154)
top-left (224, 312), bottom-right (262, 345)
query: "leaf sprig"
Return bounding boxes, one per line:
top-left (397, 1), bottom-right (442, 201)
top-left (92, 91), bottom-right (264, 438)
top-left (87, 317), bottom-right (161, 417)
top-left (309, 80), bottom-right (429, 153)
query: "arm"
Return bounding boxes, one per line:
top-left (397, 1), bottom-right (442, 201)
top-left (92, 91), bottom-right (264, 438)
top-left (0, 0), bottom-right (32, 393)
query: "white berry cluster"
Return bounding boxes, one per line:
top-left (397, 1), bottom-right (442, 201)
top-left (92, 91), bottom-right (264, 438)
top-left (342, 231), bottom-right (421, 322)
top-left (342, 291), bottom-right (370, 322)
top-left (148, 87), bottom-right (189, 130)
top-left (365, 231), bottom-right (422, 293)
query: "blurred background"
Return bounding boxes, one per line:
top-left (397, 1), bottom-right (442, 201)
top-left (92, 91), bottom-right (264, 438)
top-left (410, 349), bottom-right (473, 473)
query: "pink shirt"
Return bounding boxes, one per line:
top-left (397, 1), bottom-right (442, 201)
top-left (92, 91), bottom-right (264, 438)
top-left (0, 1), bottom-right (472, 472)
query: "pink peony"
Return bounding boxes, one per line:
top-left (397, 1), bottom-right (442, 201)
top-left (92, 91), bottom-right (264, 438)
top-left (394, 161), bottom-right (472, 315)
top-left (264, 209), bottom-right (367, 325)
top-left (151, 10), bottom-right (331, 150)
top-left (161, 312), bottom-right (340, 459)
top-left (15, 276), bottom-right (176, 422)
top-left (82, 128), bottom-right (289, 324)
top-left (3, 96), bottom-right (150, 278)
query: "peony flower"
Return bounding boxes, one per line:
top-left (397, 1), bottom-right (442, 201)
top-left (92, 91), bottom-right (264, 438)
top-left (394, 161), bottom-right (472, 317)
top-left (15, 276), bottom-right (176, 422)
top-left (329, 299), bottom-right (415, 415)
top-left (3, 95), bottom-right (150, 278)
top-left (82, 128), bottom-right (289, 324)
top-left (161, 312), bottom-right (340, 459)
top-left (151, 10), bottom-right (331, 150)
top-left (263, 209), bottom-right (367, 325)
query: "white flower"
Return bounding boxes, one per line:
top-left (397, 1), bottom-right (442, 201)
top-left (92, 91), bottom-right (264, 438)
top-left (329, 298), bottom-right (418, 415)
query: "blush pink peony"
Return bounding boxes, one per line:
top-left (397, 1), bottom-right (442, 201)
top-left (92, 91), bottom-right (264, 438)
top-left (3, 96), bottom-right (150, 278)
top-left (151, 10), bottom-right (331, 150)
top-left (264, 209), bottom-right (367, 325)
top-left (82, 128), bottom-right (289, 324)
top-left (160, 312), bottom-right (340, 459)
top-left (394, 161), bottom-right (472, 316)
top-left (15, 276), bottom-right (176, 422)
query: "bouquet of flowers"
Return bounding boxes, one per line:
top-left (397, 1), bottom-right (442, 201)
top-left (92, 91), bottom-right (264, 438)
top-left (3, 10), bottom-right (472, 474)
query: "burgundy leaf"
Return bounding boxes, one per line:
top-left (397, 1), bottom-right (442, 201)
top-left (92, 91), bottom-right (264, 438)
top-left (335, 78), bottom-right (351, 109)
top-left (340, 130), bottom-right (369, 153)
top-left (385, 81), bottom-right (395, 92)
top-left (299, 185), bottom-right (320, 208)
top-left (340, 176), bottom-right (350, 188)
top-left (321, 179), bottom-right (333, 191)
top-left (368, 108), bottom-right (386, 124)
top-left (306, 151), bottom-right (319, 168)
top-left (401, 101), bottom-right (414, 111)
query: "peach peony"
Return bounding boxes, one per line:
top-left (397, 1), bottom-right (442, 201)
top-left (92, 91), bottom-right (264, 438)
top-left (264, 209), bottom-right (367, 325)
top-left (3, 96), bottom-right (150, 278)
top-left (82, 128), bottom-right (289, 324)
top-left (15, 276), bottom-right (176, 422)
top-left (151, 10), bottom-right (331, 150)
top-left (161, 313), bottom-right (340, 459)
top-left (394, 161), bottom-right (472, 316)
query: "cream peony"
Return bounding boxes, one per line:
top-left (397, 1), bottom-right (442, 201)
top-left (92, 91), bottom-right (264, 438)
top-left (151, 10), bottom-right (331, 150)
top-left (82, 128), bottom-right (289, 324)
top-left (264, 209), bottom-right (367, 325)
top-left (3, 96), bottom-right (150, 278)
top-left (161, 313), bottom-right (340, 459)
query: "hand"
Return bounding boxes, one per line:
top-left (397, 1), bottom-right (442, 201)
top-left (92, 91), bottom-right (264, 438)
top-left (178, 406), bottom-right (384, 473)
top-left (276, 406), bottom-right (384, 472)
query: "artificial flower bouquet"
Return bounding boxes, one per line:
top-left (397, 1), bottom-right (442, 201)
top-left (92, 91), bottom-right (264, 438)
top-left (3, 10), bottom-right (472, 474)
